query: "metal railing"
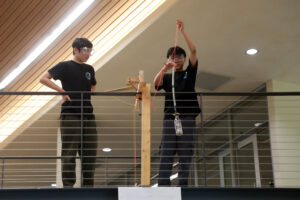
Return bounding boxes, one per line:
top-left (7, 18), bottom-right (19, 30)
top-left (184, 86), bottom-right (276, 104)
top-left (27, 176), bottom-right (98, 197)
top-left (1, 90), bottom-right (300, 188)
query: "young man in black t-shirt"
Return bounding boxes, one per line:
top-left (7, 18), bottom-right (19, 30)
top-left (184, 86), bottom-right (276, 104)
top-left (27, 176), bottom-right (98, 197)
top-left (154, 20), bottom-right (200, 186)
top-left (40, 38), bottom-right (97, 187)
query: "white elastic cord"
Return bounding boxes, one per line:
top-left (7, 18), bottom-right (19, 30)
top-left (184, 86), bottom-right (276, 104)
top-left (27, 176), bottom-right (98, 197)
top-left (172, 67), bottom-right (177, 113)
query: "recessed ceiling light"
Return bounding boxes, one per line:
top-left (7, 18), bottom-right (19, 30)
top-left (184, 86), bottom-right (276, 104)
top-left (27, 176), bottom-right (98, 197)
top-left (254, 122), bottom-right (262, 127)
top-left (246, 48), bottom-right (258, 55)
top-left (102, 148), bottom-right (112, 152)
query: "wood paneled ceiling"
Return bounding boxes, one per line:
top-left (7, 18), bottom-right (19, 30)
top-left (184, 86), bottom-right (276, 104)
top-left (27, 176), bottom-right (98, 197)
top-left (0, 0), bottom-right (148, 92)
top-left (0, 0), bottom-right (170, 144)
top-left (0, 0), bottom-right (73, 80)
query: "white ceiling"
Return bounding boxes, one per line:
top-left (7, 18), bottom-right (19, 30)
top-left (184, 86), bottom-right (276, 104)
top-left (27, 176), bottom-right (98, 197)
top-left (95, 0), bottom-right (300, 93)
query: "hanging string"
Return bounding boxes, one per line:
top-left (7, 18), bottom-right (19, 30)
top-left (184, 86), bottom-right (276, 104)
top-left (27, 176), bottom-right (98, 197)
top-left (152, 25), bottom-right (179, 110)
top-left (132, 97), bottom-right (137, 185)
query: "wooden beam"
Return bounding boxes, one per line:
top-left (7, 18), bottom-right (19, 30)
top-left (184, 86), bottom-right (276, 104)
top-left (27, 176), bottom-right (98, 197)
top-left (141, 83), bottom-right (151, 186)
top-left (104, 86), bottom-right (133, 92)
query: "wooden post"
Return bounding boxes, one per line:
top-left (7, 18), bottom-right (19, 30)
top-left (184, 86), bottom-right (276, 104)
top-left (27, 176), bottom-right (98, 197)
top-left (141, 82), bottom-right (151, 186)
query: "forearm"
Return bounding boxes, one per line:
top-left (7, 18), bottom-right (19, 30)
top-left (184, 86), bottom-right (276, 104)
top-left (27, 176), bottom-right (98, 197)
top-left (181, 29), bottom-right (197, 66)
top-left (40, 77), bottom-right (64, 92)
top-left (154, 66), bottom-right (167, 87)
top-left (181, 30), bottom-right (196, 54)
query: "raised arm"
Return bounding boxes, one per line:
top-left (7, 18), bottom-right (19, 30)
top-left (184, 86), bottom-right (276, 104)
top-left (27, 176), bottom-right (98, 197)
top-left (176, 19), bottom-right (197, 66)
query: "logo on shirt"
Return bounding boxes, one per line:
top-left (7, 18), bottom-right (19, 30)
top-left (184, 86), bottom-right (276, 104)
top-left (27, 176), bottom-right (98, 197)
top-left (85, 72), bottom-right (91, 80)
top-left (184, 72), bottom-right (188, 79)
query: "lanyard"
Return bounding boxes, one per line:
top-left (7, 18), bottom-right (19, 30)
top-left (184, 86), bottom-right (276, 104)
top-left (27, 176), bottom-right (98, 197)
top-left (171, 67), bottom-right (178, 114)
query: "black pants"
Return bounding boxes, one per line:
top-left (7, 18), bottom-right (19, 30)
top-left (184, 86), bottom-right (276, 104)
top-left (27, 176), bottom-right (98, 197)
top-left (60, 115), bottom-right (98, 187)
top-left (158, 116), bottom-right (196, 186)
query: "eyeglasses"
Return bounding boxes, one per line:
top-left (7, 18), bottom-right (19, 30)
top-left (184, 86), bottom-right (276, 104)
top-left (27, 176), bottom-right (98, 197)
top-left (167, 56), bottom-right (185, 63)
top-left (80, 47), bottom-right (95, 56)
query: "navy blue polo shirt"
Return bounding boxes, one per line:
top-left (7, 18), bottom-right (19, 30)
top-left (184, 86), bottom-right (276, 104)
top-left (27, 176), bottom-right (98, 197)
top-left (48, 60), bottom-right (97, 117)
top-left (157, 59), bottom-right (200, 119)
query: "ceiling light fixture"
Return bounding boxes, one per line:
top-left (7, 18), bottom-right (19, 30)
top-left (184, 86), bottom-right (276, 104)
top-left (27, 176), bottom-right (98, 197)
top-left (0, 0), bottom-right (167, 144)
top-left (89, 0), bottom-right (166, 65)
top-left (254, 122), bottom-right (262, 127)
top-left (246, 48), bottom-right (258, 55)
top-left (0, 0), bottom-right (95, 90)
top-left (102, 147), bottom-right (112, 152)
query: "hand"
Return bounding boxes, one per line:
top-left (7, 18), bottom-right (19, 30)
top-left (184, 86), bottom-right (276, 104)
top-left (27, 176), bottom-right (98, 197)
top-left (61, 95), bottom-right (71, 104)
top-left (163, 61), bottom-right (176, 72)
top-left (176, 19), bottom-right (184, 32)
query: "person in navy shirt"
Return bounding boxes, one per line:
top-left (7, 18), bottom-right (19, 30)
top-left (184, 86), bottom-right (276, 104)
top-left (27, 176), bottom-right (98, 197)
top-left (154, 20), bottom-right (200, 186)
top-left (40, 38), bottom-right (97, 187)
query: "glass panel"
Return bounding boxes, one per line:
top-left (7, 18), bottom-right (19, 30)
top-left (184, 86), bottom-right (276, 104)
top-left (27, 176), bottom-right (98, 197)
top-left (196, 113), bottom-right (229, 187)
top-left (236, 143), bottom-right (256, 187)
top-left (257, 129), bottom-right (273, 187)
top-left (206, 157), bottom-right (220, 187)
top-left (231, 96), bottom-right (268, 138)
top-left (223, 155), bottom-right (232, 186)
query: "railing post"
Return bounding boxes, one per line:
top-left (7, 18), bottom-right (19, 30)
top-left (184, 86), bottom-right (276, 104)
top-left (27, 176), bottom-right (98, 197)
top-left (227, 109), bottom-right (237, 187)
top-left (141, 83), bottom-right (151, 186)
top-left (105, 157), bottom-right (108, 186)
top-left (80, 92), bottom-right (84, 187)
top-left (199, 94), bottom-right (207, 186)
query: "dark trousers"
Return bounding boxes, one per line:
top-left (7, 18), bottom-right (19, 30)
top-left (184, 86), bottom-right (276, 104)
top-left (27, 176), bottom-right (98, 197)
top-left (158, 116), bottom-right (196, 186)
top-left (60, 115), bottom-right (98, 187)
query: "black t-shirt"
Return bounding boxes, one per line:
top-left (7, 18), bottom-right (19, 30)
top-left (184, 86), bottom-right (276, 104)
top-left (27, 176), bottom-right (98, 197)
top-left (157, 60), bottom-right (200, 119)
top-left (48, 60), bottom-right (97, 117)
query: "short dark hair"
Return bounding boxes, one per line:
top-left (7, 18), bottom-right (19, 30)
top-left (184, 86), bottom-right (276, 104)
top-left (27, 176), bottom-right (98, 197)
top-left (166, 46), bottom-right (186, 58)
top-left (72, 38), bottom-right (93, 54)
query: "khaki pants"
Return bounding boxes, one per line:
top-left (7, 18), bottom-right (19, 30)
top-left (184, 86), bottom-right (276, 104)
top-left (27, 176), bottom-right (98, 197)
top-left (60, 115), bottom-right (98, 187)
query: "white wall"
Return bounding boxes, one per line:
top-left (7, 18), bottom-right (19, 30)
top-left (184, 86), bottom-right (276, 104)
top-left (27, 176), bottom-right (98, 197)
top-left (267, 79), bottom-right (300, 187)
